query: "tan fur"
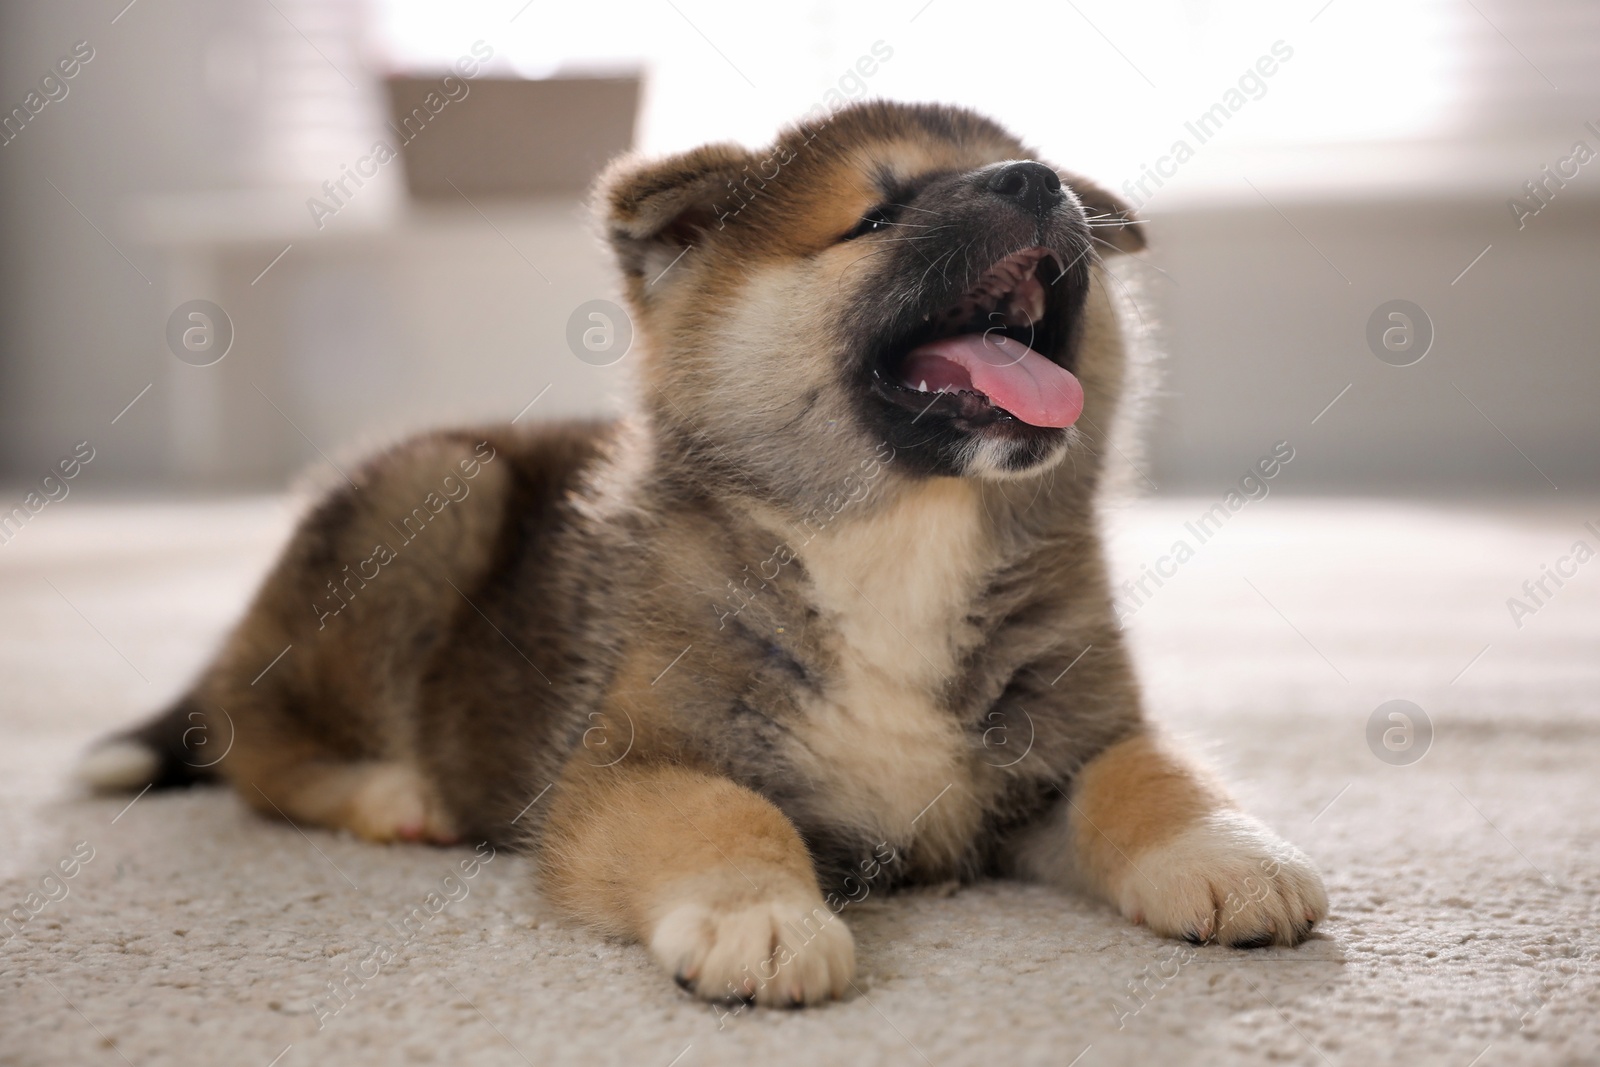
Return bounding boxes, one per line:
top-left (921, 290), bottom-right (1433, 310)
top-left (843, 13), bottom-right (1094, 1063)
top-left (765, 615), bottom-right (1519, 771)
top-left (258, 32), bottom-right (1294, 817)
top-left (1012, 734), bottom-right (1327, 946)
top-left (1067, 734), bottom-right (1227, 884)
top-left (242, 761), bottom-right (455, 843)
top-left (540, 759), bottom-right (849, 1005)
top-left (784, 478), bottom-right (988, 874)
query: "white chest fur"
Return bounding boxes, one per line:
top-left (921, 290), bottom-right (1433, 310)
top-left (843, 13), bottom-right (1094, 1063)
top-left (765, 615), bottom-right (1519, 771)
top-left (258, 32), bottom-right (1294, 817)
top-left (788, 478), bottom-right (990, 869)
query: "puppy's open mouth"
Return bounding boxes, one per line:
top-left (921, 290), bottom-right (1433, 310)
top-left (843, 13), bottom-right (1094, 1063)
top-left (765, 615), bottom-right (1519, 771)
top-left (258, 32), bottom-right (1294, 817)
top-left (872, 247), bottom-right (1084, 429)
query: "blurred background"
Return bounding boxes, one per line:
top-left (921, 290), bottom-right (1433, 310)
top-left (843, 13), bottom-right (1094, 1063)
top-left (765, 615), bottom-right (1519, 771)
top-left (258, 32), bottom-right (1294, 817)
top-left (2, 0), bottom-right (1598, 495)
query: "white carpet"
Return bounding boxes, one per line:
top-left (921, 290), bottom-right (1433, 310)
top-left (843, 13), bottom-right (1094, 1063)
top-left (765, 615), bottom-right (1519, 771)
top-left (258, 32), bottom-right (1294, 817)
top-left (2, 494), bottom-right (1596, 1067)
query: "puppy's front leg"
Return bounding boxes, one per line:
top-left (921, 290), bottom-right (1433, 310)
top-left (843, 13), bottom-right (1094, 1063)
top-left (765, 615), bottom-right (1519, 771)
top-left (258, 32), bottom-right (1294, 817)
top-left (539, 757), bottom-right (854, 1006)
top-left (1019, 731), bottom-right (1328, 946)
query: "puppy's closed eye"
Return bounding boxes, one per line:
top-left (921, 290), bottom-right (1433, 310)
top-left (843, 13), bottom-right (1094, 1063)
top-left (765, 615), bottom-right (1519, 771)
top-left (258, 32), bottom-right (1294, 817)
top-left (841, 205), bottom-right (898, 241)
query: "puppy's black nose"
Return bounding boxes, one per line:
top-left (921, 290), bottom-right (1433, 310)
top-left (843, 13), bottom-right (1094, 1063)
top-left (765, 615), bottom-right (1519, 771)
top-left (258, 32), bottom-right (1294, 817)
top-left (987, 160), bottom-right (1064, 217)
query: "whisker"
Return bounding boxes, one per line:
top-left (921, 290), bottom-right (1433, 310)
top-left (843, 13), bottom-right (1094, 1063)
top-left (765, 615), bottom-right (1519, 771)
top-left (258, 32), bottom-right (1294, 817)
top-left (832, 243), bottom-right (905, 293)
top-left (916, 246), bottom-right (957, 291)
top-left (1080, 209), bottom-right (1133, 222)
top-left (1089, 255), bottom-right (1152, 335)
top-left (1085, 238), bottom-right (1176, 285)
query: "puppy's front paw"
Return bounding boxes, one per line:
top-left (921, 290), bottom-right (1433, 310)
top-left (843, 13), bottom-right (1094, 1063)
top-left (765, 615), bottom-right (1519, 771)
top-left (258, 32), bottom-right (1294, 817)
top-left (650, 893), bottom-right (855, 1006)
top-left (1115, 812), bottom-right (1328, 947)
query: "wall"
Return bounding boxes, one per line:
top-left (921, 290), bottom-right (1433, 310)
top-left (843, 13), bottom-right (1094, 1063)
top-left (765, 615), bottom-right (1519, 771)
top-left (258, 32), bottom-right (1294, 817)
top-left (1143, 196), bottom-right (1600, 494)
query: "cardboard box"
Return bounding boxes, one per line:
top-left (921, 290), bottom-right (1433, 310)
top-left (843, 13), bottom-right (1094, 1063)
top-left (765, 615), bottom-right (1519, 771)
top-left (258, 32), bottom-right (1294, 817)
top-left (385, 74), bottom-right (641, 199)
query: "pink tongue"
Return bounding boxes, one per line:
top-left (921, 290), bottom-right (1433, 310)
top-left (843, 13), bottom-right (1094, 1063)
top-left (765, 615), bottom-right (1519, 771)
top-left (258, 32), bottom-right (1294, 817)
top-left (901, 334), bottom-right (1084, 428)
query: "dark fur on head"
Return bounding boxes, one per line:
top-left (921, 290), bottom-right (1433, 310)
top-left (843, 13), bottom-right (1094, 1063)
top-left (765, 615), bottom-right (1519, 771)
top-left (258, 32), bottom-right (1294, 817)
top-left (598, 101), bottom-right (1146, 505)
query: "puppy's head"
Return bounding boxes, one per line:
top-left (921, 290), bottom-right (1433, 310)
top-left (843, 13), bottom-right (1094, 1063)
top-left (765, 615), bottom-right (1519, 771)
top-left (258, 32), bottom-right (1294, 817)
top-left (598, 101), bottom-right (1143, 497)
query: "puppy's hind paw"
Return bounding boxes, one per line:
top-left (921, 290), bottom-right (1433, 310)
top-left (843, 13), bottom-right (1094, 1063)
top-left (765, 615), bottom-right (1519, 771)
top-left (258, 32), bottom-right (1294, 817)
top-left (650, 895), bottom-right (855, 1007)
top-left (342, 763), bottom-right (457, 845)
top-left (1116, 811), bottom-right (1328, 948)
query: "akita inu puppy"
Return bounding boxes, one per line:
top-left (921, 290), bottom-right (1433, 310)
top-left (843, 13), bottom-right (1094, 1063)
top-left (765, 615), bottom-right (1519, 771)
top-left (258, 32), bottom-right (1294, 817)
top-left (81, 101), bottom-right (1327, 1007)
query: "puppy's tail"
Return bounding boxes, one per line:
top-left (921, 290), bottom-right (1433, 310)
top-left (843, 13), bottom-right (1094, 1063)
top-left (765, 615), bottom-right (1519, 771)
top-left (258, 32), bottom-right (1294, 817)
top-left (74, 696), bottom-right (223, 792)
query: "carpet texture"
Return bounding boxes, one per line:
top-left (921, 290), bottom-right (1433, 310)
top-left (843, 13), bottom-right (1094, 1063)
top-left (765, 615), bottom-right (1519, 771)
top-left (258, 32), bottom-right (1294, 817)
top-left (2, 495), bottom-right (1596, 1067)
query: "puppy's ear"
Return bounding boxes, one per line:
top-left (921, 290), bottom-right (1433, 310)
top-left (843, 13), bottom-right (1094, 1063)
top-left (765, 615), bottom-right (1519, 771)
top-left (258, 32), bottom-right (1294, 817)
top-left (1060, 172), bottom-right (1146, 254)
top-left (597, 144), bottom-right (756, 286)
